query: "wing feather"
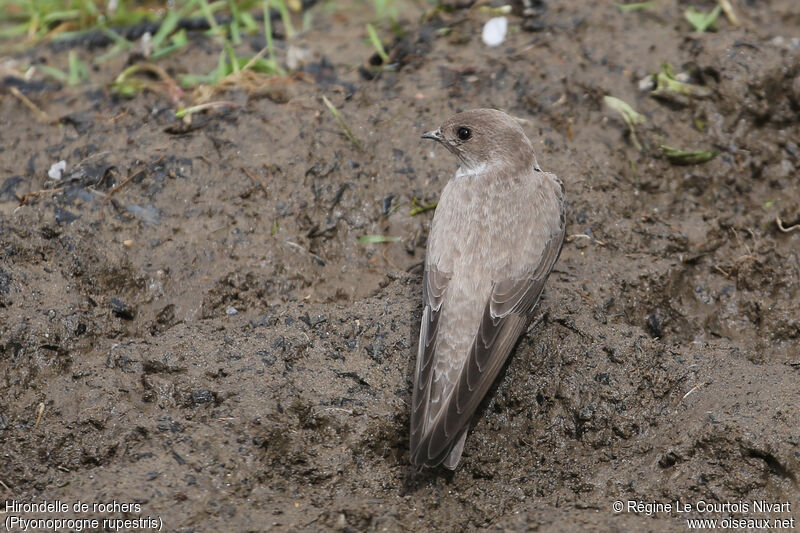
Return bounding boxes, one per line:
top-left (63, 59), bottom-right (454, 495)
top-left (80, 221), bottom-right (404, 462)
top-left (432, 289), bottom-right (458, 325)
top-left (411, 215), bottom-right (566, 468)
top-left (410, 266), bottom-right (450, 454)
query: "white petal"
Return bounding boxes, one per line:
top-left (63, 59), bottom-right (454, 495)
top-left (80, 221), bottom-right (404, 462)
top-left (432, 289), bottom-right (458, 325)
top-left (48, 160), bottom-right (66, 181)
top-left (482, 17), bottom-right (507, 48)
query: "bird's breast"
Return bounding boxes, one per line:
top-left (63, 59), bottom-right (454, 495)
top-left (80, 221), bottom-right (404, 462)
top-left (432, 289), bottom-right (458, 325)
top-left (427, 169), bottom-right (561, 281)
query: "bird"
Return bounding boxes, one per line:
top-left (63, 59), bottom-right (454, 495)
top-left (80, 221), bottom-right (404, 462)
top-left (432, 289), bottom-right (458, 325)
top-left (411, 108), bottom-right (566, 469)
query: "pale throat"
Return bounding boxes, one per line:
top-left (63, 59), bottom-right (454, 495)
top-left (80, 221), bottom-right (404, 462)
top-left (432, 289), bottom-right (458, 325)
top-left (454, 161), bottom-right (490, 180)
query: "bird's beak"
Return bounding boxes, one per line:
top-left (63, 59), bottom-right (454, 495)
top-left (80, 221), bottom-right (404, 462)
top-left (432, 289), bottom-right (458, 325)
top-left (421, 129), bottom-right (443, 142)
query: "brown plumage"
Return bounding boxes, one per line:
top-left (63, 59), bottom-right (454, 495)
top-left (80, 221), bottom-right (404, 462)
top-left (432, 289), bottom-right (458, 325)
top-left (412, 109), bottom-right (566, 469)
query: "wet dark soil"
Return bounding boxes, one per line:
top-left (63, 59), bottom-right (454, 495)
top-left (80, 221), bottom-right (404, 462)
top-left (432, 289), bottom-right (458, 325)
top-left (1, 0), bottom-right (799, 531)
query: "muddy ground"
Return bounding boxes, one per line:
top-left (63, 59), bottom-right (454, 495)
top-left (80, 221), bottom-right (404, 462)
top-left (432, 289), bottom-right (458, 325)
top-left (1, 0), bottom-right (799, 531)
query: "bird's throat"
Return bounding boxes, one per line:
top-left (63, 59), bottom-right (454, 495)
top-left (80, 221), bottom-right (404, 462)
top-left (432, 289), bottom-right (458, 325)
top-left (454, 161), bottom-right (488, 180)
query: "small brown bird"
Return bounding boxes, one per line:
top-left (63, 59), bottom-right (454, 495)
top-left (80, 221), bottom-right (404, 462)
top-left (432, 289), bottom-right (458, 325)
top-left (412, 109), bottom-right (566, 469)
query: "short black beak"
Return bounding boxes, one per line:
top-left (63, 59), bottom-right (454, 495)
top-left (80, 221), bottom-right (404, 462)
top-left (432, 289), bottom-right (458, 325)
top-left (421, 129), bottom-right (443, 142)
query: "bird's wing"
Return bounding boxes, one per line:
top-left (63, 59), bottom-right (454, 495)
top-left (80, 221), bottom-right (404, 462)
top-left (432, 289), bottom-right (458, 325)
top-left (410, 265), bottom-right (449, 457)
top-left (411, 219), bottom-right (565, 468)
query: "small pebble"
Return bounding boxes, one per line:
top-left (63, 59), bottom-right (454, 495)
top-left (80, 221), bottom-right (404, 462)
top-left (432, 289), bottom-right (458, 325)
top-left (226, 306), bottom-right (238, 316)
top-left (111, 297), bottom-right (135, 320)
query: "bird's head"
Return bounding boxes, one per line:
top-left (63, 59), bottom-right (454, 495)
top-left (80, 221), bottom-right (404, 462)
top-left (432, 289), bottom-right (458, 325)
top-left (422, 108), bottom-right (539, 174)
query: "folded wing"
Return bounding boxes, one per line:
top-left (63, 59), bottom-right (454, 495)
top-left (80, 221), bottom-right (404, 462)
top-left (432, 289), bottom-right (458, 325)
top-left (410, 220), bottom-right (565, 468)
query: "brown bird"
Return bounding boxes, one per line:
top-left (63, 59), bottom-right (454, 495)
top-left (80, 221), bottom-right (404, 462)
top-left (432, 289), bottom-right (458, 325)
top-left (412, 109), bottom-right (566, 469)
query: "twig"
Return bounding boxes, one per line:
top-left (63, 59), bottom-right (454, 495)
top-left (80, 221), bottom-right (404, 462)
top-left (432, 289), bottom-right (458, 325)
top-left (17, 187), bottom-right (63, 206)
top-left (776, 216), bottom-right (799, 233)
top-left (240, 44), bottom-right (270, 73)
top-left (34, 402), bottom-right (45, 429)
top-left (101, 155), bottom-right (164, 206)
top-left (102, 168), bottom-right (146, 206)
top-left (716, 0), bottom-right (740, 26)
top-left (285, 241), bottom-right (307, 253)
top-left (314, 407), bottom-right (354, 415)
top-left (682, 384), bottom-right (700, 400)
top-left (108, 110), bottom-right (129, 123)
top-left (175, 101), bottom-right (240, 119)
top-left (285, 241), bottom-right (325, 265)
top-left (566, 234), bottom-right (607, 247)
top-left (9, 87), bottom-right (53, 123)
top-left (713, 265), bottom-right (732, 278)
top-left (573, 288), bottom-right (595, 303)
top-left (730, 227), bottom-right (752, 256)
top-left (113, 63), bottom-right (183, 104)
top-left (0, 479), bottom-right (11, 493)
top-left (552, 316), bottom-right (594, 340)
top-left (241, 166), bottom-right (269, 198)
top-left (17, 151), bottom-right (112, 205)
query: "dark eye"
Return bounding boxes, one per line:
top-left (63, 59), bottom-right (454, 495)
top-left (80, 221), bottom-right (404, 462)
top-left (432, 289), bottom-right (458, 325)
top-left (457, 127), bottom-right (472, 141)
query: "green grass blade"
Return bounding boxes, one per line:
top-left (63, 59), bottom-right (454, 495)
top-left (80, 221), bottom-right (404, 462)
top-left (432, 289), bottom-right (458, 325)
top-left (67, 50), bottom-right (88, 85)
top-left (0, 22), bottom-right (30, 38)
top-left (322, 95), bottom-right (362, 151)
top-left (42, 10), bottom-right (80, 24)
top-left (197, 0), bottom-right (223, 38)
top-left (150, 29), bottom-right (188, 59)
top-left (604, 96), bottom-right (646, 126)
top-left (358, 234), bottom-right (401, 244)
top-left (273, 0), bottom-right (295, 39)
top-left (239, 11), bottom-right (258, 33)
top-left (661, 145), bottom-right (719, 165)
top-left (263, 0), bottom-right (277, 65)
top-left (94, 42), bottom-right (126, 63)
top-left (616, 1), bottom-right (658, 11)
top-left (99, 24), bottom-right (132, 48)
top-left (228, 0), bottom-right (242, 44)
top-left (684, 5), bottom-right (721, 32)
top-left (410, 201), bottom-right (437, 216)
top-left (37, 64), bottom-right (68, 83)
top-left (604, 95), bottom-right (646, 151)
top-left (150, 8), bottom-right (180, 51)
top-left (366, 23), bottom-right (389, 63)
top-left (225, 41), bottom-right (239, 74)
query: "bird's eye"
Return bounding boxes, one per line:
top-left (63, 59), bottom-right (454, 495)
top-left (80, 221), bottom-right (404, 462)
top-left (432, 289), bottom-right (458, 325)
top-left (457, 127), bottom-right (472, 141)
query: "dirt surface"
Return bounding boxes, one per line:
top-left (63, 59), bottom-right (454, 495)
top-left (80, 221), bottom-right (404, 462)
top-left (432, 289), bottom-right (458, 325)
top-left (1, 0), bottom-right (799, 531)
